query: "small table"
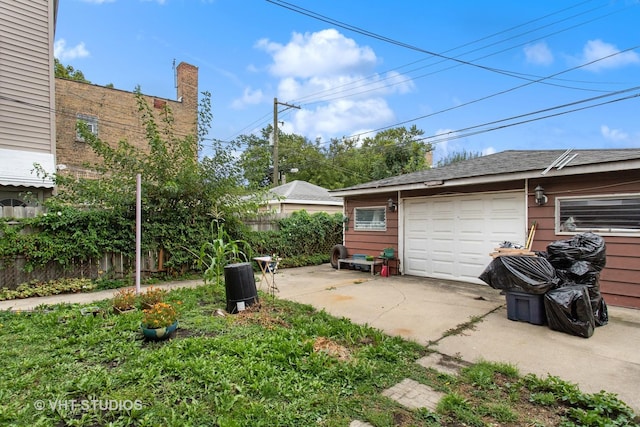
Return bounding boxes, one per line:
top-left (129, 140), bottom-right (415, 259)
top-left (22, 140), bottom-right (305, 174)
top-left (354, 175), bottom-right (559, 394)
top-left (337, 258), bottom-right (383, 276)
top-left (253, 256), bottom-right (280, 296)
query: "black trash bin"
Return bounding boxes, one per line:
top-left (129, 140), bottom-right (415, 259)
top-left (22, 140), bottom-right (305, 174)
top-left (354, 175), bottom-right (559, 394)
top-left (224, 262), bottom-right (258, 314)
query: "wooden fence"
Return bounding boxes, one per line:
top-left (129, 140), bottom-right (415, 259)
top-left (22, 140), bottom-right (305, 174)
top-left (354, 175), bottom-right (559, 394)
top-left (0, 206), bottom-right (45, 219)
top-left (0, 250), bottom-right (166, 290)
top-left (243, 213), bottom-right (287, 231)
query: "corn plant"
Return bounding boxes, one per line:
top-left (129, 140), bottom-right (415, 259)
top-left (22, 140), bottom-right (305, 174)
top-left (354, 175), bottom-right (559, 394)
top-left (190, 221), bottom-right (251, 285)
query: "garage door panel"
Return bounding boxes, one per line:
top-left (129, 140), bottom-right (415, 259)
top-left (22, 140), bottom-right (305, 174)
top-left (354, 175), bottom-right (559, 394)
top-left (406, 257), bottom-right (428, 274)
top-left (404, 192), bottom-right (525, 283)
top-left (458, 198), bottom-right (484, 215)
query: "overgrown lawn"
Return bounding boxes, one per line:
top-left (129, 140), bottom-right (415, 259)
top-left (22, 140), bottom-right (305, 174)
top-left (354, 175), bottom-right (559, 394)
top-left (0, 285), bottom-right (637, 426)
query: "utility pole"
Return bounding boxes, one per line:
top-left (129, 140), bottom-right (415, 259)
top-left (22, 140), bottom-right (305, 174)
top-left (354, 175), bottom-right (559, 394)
top-left (273, 97), bottom-right (300, 185)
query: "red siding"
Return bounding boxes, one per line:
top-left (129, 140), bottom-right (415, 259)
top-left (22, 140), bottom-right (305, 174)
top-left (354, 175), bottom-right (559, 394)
top-left (528, 171), bottom-right (640, 309)
top-left (344, 171), bottom-right (640, 309)
top-left (344, 194), bottom-right (399, 258)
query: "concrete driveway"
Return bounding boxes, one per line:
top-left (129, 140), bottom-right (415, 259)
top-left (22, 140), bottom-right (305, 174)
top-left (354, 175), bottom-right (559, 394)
top-left (271, 264), bottom-right (640, 414)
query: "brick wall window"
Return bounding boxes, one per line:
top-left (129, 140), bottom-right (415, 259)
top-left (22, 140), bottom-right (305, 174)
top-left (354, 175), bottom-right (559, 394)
top-left (76, 114), bottom-right (98, 142)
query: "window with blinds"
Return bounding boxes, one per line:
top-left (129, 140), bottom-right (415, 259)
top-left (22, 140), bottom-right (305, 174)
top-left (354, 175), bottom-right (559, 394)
top-left (354, 207), bottom-right (386, 231)
top-left (557, 194), bottom-right (640, 234)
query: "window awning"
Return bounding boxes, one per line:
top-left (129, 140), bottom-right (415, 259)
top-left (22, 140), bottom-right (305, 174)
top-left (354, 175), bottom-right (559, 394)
top-left (0, 148), bottom-right (55, 188)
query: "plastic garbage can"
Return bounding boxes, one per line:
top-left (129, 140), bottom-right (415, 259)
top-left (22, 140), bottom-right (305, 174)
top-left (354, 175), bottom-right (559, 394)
top-left (224, 262), bottom-right (258, 314)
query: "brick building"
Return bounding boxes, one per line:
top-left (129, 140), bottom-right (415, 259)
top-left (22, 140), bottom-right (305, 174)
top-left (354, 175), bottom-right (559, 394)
top-left (55, 62), bottom-right (198, 177)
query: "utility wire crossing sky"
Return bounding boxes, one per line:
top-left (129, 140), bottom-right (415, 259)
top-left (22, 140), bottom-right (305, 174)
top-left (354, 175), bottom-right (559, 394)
top-left (55, 0), bottom-right (640, 163)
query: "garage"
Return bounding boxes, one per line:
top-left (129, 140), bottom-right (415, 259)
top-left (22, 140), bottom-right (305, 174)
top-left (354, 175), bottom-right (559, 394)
top-left (403, 191), bottom-right (526, 283)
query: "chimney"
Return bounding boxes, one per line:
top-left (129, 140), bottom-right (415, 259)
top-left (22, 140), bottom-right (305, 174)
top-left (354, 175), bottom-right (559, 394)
top-left (176, 62), bottom-right (198, 110)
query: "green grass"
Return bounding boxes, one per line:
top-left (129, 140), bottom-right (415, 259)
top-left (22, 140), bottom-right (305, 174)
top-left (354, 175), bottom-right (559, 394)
top-left (0, 285), bottom-right (637, 426)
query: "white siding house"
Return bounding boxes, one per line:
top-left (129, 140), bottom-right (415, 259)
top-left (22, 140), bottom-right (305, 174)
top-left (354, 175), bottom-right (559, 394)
top-left (0, 0), bottom-right (57, 211)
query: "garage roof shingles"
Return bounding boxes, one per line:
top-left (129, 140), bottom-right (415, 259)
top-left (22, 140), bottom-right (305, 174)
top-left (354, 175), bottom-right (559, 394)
top-left (333, 149), bottom-right (640, 192)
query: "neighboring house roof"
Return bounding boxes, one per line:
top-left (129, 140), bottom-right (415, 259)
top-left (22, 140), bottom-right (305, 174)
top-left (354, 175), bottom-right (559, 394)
top-left (331, 149), bottom-right (640, 196)
top-left (268, 180), bottom-right (343, 206)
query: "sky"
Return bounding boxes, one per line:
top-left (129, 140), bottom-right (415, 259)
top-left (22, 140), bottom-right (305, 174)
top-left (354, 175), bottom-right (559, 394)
top-left (54, 0), bottom-right (640, 164)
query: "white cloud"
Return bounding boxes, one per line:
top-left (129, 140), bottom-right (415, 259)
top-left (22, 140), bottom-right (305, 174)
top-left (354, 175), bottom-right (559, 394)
top-left (482, 146), bottom-right (496, 156)
top-left (577, 39), bottom-right (639, 72)
top-left (293, 98), bottom-right (394, 139)
top-left (524, 42), bottom-right (553, 66)
top-left (231, 87), bottom-right (265, 109)
top-left (601, 125), bottom-right (629, 142)
top-left (256, 29), bottom-right (377, 79)
top-left (248, 28), bottom-right (417, 141)
top-left (54, 39), bottom-right (90, 61)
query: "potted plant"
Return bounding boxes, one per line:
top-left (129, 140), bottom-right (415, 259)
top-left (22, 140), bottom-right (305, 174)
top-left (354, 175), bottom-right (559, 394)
top-left (140, 302), bottom-right (179, 340)
top-left (139, 286), bottom-right (166, 310)
top-left (112, 288), bottom-right (137, 314)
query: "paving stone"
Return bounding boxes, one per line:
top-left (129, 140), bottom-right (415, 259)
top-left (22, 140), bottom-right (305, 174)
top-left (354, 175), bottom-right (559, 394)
top-left (382, 378), bottom-right (444, 411)
top-left (416, 352), bottom-right (467, 376)
top-left (349, 420), bottom-right (374, 427)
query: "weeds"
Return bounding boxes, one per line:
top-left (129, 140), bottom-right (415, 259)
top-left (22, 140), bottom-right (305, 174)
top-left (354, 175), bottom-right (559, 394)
top-left (0, 286), bottom-right (636, 426)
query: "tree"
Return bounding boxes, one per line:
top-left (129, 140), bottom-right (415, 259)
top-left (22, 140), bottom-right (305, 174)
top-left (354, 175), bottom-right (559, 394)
top-left (236, 127), bottom-right (326, 188)
top-left (437, 149), bottom-right (483, 167)
top-left (236, 129), bottom-right (273, 189)
top-left (48, 89), bottom-right (248, 270)
top-left (54, 58), bottom-right (90, 82)
top-left (237, 125), bottom-right (432, 190)
top-left (323, 125), bottom-right (432, 188)
top-left (361, 125), bottom-right (432, 180)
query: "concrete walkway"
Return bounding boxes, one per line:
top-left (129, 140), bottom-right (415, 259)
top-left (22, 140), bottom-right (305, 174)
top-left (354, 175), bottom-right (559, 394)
top-left (0, 279), bottom-right (204, 312)
top-left (2, 265), bottom-right (639, 414)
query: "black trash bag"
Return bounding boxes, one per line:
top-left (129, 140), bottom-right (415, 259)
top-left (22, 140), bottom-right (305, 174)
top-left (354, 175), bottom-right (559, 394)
top-left (592, 296), bottom-right (609, 327)
top-left (479, 257), bottom-right (517, 291)
top-left (544, 285), bottom-right (595, 338)
top-left (555, 268), bottom-right (608, 327)
top-left (583, 275), bottom-right (608, 327)
top-left (479, 256), bottom-right (558, 294)
top-left (546, 232), bottom-right (606, 271)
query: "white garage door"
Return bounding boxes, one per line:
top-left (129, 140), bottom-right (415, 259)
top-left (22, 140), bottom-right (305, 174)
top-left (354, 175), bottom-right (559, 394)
top-left (403, 192), bottom-right (525, 283)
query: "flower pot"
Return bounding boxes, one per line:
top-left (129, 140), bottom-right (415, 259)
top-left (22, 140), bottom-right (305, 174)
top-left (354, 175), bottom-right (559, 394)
top-left (113, 306), bottom-right (137, 315)
top-left (141, 320), bottom-right (178, 341)
top-left (140, 302), bottom-right (155, 310)
top-left (81, 306), bottom-right (105, 317)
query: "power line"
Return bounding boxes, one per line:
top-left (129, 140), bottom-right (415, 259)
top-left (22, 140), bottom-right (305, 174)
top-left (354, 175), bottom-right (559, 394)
top-left (266, 0), bottom-right (616, 87)
top-left (228, 0), bottom-right (632, 144)
top-left (288, 0), bottom-right (621, 107)
top-left (423, 92), bottom-right (640, 145)
top-left (345, 43), bottom-right (640, 140)
top-left (421, 86), bottom-right (640, 143)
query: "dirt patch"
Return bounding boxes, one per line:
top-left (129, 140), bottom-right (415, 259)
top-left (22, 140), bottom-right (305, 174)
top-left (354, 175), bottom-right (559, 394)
top-left (391, 327), bottom-right (413, 336)
top-left (312, 336), bottom-right (351, 361)
top-left (453, 373), bottom-right (567, 426)
top-left (234, 302), bottom-right (291, 330)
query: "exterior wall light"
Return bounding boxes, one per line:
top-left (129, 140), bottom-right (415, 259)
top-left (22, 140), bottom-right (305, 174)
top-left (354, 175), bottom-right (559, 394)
top-left (388, 198), bottom-right (397, 212)
top-left (534, 185), bottom-right (548, 206)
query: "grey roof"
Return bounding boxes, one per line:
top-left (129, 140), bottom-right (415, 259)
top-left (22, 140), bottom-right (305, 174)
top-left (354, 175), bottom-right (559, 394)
top-left (268, 180), bottom-right (343, 204)
top-left (331, 149), bottom-right (640, 195)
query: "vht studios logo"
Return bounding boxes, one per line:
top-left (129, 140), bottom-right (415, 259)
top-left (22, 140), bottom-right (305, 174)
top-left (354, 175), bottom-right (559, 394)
top-left (34, 399), bottom-right (143, 412)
